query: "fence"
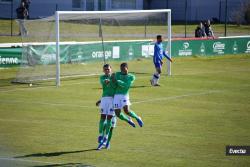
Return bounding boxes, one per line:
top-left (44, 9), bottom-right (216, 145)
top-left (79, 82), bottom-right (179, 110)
top-left (0, 36), bottom-right (249, 68)
top-left (0, 0), bottom-right (249, 37)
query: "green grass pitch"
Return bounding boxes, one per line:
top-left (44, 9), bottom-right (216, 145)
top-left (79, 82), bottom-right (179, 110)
top-left (0, 54), bottom-right (250, 167)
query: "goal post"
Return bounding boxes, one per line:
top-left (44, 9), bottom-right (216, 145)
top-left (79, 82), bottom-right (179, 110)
top-left (55, 11), bottom-right (60, 87)
top-left (167, 10), bottom-right (172, 76)
top-left (14, 9), bottom-right (171, 86)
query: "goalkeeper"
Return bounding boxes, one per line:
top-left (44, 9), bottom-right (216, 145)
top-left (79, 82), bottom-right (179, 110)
top-left (150, 35), bottom-right (172, 86)
top-left (112, 62), bottom-right (144, 127)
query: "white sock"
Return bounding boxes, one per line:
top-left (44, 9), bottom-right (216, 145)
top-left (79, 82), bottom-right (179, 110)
top-left (152, 73), bottom-right (160, 85)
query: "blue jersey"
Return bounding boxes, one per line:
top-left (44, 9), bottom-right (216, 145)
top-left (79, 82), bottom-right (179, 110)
top-left (153, 42), bottom-right (168, 65)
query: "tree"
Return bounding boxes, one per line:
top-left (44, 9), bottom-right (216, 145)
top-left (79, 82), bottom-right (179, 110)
top-left (231, 1), bottom-right (250, 25)
top-left (244, 2), bottom-right (250, 24)
top-left (143, 0), bottom-right (152, 9)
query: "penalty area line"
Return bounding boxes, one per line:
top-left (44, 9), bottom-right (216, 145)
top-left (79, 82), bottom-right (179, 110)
top-left (0, 81), bottom-right (98, 93)
top-left (0, 157), bottom-right (60, 165)
top-left (0, 99), bottom-right (96, 109)
top-left (0, 91), bottom-right (222, 109)
top-left (132, 90), bottom-right (221, 104)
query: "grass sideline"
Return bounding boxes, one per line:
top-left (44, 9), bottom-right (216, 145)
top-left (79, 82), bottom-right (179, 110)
top-left (0, 55), bottom-right (250, 166)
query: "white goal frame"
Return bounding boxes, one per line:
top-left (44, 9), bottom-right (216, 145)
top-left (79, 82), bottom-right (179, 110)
top-left (55, 9), bottom-right (172, 87)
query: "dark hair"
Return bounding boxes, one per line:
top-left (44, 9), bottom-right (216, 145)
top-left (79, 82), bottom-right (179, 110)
top-left (120, 62), bottom-right (128, 68)
top-left (103, 64), bottom-right (111, 69)
top-left (157, 35), bottom-right (162, 39)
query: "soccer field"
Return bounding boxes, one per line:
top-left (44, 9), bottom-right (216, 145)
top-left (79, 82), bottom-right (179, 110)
top-left (0, 55), bottom-right (250, 167)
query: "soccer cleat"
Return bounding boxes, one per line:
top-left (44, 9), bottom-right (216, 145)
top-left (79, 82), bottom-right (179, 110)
top-left (105, 142), bottom-right (110, 149)
top-left (97, 137), bottom-right (107, 150)
top-left (97, 143), bottom-right (104, 150)
top-left (98, 135), bottom-right (103, 143)
top-left (127, 117), bottom-right (136, 128)
top-left (136, 117), bottom-right (144, 127)
top-left (154, 83), bottom-right (160, 86)
top-left (150, 79), bottom-right (154, 86)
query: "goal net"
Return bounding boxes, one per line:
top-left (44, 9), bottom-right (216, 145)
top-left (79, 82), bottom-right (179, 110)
top-left (13, 9), bottom-right (171, 86)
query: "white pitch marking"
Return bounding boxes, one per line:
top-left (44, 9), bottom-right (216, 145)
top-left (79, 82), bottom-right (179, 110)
top-left (0, 157), bottom-right (60, 165)
top-left (0, 118), bottom-right (95, 129)
top-left (0, 91), bottom-right (221, 110)
top-left (0, 81), bottom-right (98, 93)
top-left (133, 90), bottom-right (221, 104)
top-left (0, 99), bottom-right (96, 109)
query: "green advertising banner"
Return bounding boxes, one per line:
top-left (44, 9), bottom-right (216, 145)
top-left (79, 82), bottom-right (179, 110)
top-left (23, 41), bottom-right (152, 65)
top-left (65, 41), bottom-right (152, 63)
top-left (0, 36), bottom-right (249, 68)
top-left (0, 47), bottom-right (22, 67)
top-left (172, 37), bottom-right (250, 57)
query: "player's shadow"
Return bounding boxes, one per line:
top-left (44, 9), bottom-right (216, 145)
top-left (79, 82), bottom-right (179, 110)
top-left (32, 163), bottom-right (95, 167)
top-left (0, 78), bottom-right (14, 87)
top-left (14, 148), bottom-right (97, 158)
top-left (92, 85), bottom-right (150, 90)
top-left (131, 72), bottom-right (151, 75)
top-left (131, 85), bottom-right (150, 88)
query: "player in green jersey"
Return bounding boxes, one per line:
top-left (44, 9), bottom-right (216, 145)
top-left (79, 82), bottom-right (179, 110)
top-left (112, 62), bottom-right (144, 127)
top-left (97, 64), bottom-right (135, 149)
top-left (97, 64), bottom-right (116, 150)
top-left (96, 99), bottom-right (116, 150)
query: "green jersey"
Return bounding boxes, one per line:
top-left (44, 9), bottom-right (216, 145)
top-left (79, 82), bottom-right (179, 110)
top-left (100, 75), bottom-right (116, 97)
top-left (115, 72), bottom-right (135, 95)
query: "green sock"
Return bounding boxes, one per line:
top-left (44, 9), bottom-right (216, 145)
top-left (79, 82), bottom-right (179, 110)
top-left (118, 112), bottom-right (130, 122)
top-left (105, 119), bottom-right (112, 137)
top-left (102, 123), bottom-right (106, 136)
top-left (99, 118), bottom-right (105, 135)
top-left (107, 128), bottom-right (113, 144)
top-left (128, 110), bottom-right (139, 120)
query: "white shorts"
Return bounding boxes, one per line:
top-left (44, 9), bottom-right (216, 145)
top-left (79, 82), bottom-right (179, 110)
top-left (100, 97), bottom-right (115, 116)
top-left (113, 94), bottom-right (131, 110)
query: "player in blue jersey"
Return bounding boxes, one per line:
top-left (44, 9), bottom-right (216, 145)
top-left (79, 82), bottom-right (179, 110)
top-left (150, 35), bottom-right (172, 86)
